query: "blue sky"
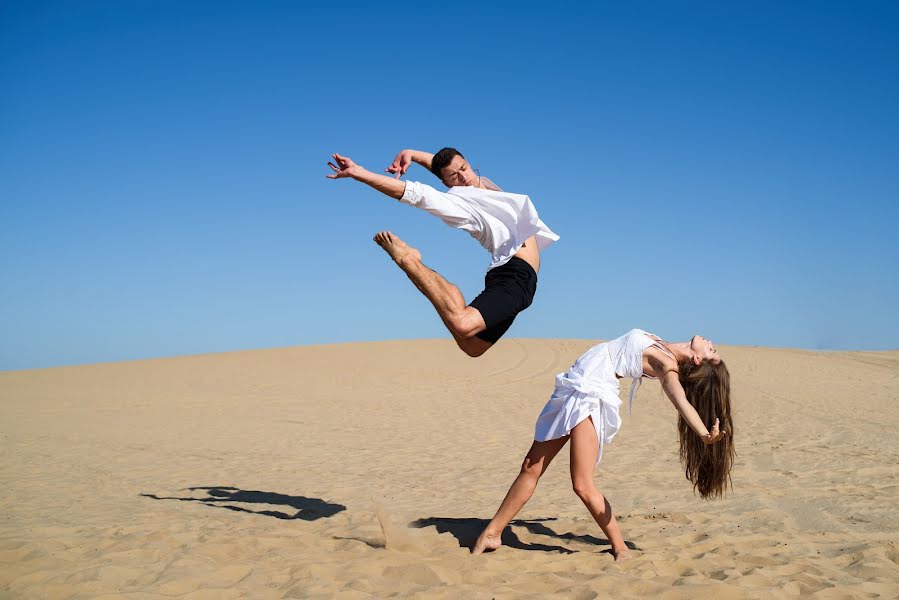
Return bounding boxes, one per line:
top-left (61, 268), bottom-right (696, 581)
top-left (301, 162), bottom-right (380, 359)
top-left (2, 1), bottom-right (897, 370)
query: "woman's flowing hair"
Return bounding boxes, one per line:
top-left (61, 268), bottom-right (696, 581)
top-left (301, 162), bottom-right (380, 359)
top-left (677, 360), bottom-right (735, 499)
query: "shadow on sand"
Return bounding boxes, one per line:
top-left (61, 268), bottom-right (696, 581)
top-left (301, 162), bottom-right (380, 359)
top-left (141, 486), bottom-right (346, 521)
top-left (410, 517), bottom-right (639, 554)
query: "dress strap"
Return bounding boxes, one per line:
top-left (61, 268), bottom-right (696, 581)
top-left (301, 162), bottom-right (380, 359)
top-left (652, 340), bottom-right (677, 361)
top-left (627, 378), bottom-right (641, 415)
top-left (630, 333), bottom-right (677, 414)
top-left (643, 332), bottom-right (676, 361)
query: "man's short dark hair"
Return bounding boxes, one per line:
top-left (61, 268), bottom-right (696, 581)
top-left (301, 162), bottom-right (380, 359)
top-left (430, 147), bottom-right (463, 179)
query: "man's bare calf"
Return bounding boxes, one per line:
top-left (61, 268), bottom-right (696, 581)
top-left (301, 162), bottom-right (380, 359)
top-left (373, 231), bottom-right (492, 357)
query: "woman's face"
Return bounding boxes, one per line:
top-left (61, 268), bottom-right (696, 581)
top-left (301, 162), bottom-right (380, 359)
top-left (690, 335), bottom-right (720, 365)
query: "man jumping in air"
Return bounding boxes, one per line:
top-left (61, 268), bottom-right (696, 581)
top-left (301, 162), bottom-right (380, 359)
top-left (327, 147), bottom-right (558, 357)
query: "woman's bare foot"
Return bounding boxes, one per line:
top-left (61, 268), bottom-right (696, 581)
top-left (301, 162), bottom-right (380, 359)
top-left (471, 530), bottom-right (502, 555)
top-left (613, 547), bottom-right (633, 561)
top-left (373, 231), bottom-right (422, 268)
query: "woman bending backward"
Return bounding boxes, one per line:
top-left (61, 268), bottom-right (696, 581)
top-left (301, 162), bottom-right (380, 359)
top-left (472, 329), bottom-right (734, 560)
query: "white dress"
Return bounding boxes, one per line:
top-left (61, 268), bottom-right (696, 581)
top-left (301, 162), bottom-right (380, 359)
top-left (533, 329), bottom-right (674, 465)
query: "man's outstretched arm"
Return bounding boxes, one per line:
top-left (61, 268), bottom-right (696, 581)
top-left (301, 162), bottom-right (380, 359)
top-left (328, 152), bottom-right (472, 226)
top-left (327, 153), bottom-right (405, 199)
top-left (385, 149), bottom-right (434, 179)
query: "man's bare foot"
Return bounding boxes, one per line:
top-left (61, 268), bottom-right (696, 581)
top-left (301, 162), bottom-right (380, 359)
top-left (373, 231), bottom-right (421, 268)
top-left (613, 547), bottom-right (633, 561)
top-left (471, 530), bottom-right (502, 555)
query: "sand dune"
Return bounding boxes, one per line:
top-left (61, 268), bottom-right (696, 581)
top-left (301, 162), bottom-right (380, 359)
top-left (1, 339), bottom-right (897, 598)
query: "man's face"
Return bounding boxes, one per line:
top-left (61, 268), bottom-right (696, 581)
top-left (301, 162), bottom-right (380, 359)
top-left (439, 155), bottom-right (478, 187)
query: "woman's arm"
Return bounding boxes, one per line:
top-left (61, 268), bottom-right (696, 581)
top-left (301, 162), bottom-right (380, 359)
top-left (659, 370), bottom-right (726, 445)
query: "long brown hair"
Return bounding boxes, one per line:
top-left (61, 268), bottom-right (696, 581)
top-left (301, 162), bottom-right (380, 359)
top-left (677, 360), bottom-right (735, 499)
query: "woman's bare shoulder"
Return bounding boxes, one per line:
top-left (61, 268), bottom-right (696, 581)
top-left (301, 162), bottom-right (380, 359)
top-left (643, 345), bottom-right (678, 378)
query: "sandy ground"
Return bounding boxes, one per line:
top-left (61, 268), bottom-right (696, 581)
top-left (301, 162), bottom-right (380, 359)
top-left (1, 338), bottom-right (897, 599)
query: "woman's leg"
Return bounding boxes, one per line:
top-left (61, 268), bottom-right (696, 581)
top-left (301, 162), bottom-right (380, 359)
top-left (472, 436), bottom-right (568, 554)
top-left (569, 417), bottom-right (631, 560)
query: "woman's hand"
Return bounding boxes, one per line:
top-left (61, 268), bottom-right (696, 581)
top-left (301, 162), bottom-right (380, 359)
top-left (702, 418), bottom-right (726, 445)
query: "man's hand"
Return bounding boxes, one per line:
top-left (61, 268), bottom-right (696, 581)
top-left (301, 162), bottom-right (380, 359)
top-left (325, 152), bottom-right (405, 199)
top-left (326, 153), bottom-right (361, 179)
top-left (702, 418), bottom-right (727, 445)
top-left (385, 149), bottom-right (415, 179)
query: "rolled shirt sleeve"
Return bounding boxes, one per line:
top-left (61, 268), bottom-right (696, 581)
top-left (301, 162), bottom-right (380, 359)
top-left (400, 181), bottom-right (473, 229)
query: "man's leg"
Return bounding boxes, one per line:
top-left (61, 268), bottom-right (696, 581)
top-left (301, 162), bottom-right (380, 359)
top-left (373, 231), bottom-right (492, 357)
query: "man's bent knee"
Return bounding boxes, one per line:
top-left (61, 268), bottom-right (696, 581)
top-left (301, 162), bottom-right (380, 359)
top-left (462, 345), bottom-right (488, 358)
top-left (446, 311), bottom-right (485, 340)
top-left (456, 336), bottom-right (492, 358)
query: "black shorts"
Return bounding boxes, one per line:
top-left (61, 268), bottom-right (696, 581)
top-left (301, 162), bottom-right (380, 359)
top-left (469, 256), bottom-right (538, 344)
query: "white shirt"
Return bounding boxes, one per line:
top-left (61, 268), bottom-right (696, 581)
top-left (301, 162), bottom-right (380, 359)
top-left (399, 180), bottom-right (559, 270)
